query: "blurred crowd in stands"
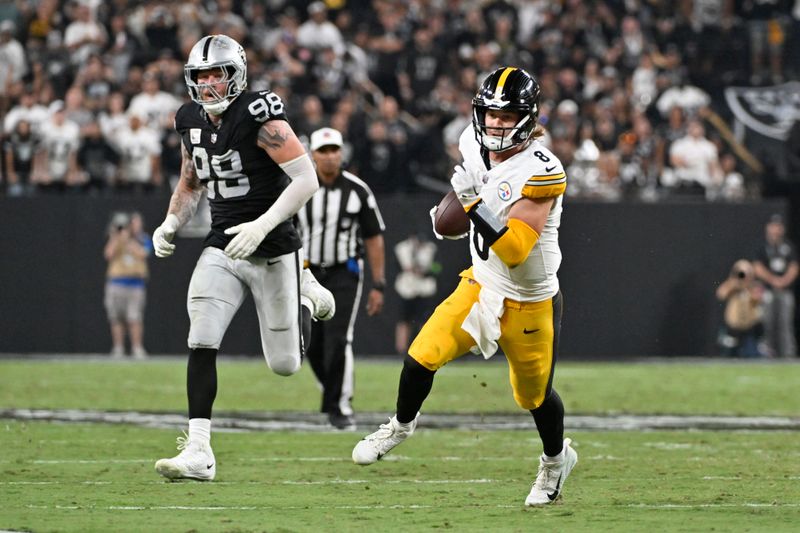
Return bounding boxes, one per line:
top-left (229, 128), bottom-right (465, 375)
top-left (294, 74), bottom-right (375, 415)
top-left (0, 0), bottom-right (798, 201)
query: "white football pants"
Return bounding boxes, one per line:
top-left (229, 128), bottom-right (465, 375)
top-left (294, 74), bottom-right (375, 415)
top-left (186, 246), bottom-right (304, 376)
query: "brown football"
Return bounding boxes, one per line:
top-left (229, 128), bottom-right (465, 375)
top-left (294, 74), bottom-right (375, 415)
top-left (434, 190), bottom-right (470, 237)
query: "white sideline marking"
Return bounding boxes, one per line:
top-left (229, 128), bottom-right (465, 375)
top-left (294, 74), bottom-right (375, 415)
top-left (24, 502), bottom-right (799, 512)
top-left (0, 481), bottom-right (112, 485)
top-left (24, 504), bottom-right (461, 511)
top-left (32, 459), bottom-right (149, 464)
top-left (5, 408), bottom-right (800, 431)
top-left (629, 503), bottom-right (800, 509)
top-left (281, 479), bottom-right (496, 485)
top-left (4, 479), bottom-right (498, 486)
top-left (643, 442), bottom-right (706, 450)
top-left (20, 456), bottom-right (545, 465)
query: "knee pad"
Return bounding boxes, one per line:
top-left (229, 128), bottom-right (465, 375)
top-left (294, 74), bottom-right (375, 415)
top-left (187, 313), bottom-right (224, 349)
top-left (268, 354), bottom-right (301, 377)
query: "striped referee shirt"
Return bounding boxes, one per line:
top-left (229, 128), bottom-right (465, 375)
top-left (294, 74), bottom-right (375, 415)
top-left (297, 170), bottom-right (385, 267)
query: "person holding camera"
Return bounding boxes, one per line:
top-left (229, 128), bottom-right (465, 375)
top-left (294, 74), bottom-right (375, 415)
top-left (754, 215), bottom-right (798, 358)
top-left (716, 259), bottom-right (765, 358)
top-left (104, 211), bottom-right (152, 359)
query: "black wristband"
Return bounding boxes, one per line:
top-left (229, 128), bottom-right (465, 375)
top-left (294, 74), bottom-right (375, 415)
top-left (467, 201), bottom-right (508, 246)
top-left (372, 281), bottom-right (385, 292)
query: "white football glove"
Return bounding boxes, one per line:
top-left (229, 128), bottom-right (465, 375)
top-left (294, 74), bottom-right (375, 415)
top-left (224, 216), bottom-right (277, 260)
top-left (428, 205), bottom-right (467, 240)
top-left (152, 214), bottom-right (180, 258)
top-left (450, 164), bottom-right (483, 209)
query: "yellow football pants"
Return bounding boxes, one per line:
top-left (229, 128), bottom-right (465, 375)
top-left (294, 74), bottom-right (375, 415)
top-left (408, 275), bottom-right (561, 410)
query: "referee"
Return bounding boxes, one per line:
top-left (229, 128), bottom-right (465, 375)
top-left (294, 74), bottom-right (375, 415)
top-left (297, 127), bottom-right (386, 430)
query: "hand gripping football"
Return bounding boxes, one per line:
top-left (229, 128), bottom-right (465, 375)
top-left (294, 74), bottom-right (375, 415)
top-left (433, 190), bottom-right (470, 237)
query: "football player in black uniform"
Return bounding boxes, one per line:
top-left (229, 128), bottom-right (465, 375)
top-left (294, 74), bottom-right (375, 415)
top-left (151, 34), bottom-right (335, 481)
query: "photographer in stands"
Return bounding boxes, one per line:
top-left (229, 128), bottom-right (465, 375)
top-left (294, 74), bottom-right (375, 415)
top-left (716, 259), bottom-right (765, 358)
top-left (104, 211), bottom-right (151, 359)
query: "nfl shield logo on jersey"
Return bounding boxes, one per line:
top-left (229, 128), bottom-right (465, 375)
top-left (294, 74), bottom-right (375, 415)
top-left (211, 133), bottom-right (217, 144)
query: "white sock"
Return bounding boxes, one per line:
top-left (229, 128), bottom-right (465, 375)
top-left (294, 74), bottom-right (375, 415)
top-left (393, 415), bottom-right (415, 430)
top-left (544, 450), bottom-right (564, 463)
top-left (189, 418), bottom-right (211, 446)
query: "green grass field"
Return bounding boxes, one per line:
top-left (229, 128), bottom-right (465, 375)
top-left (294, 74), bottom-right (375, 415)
top-left (2, 358), bottom-right (799, 532)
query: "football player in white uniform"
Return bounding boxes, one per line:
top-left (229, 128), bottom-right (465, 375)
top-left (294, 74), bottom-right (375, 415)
top-left (353, 67), bottom-right (578, 506)
top-left (151, 34), bottom-right (335, 481)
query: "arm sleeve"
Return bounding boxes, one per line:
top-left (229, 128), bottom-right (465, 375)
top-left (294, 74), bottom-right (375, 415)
top-left (490, 218), bottom-right (539, 268)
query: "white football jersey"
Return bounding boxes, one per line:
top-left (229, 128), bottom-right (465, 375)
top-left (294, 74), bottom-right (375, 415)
top-left (458, 126), bottom-right (565, 303)
top-left (127, 92), bottom-right (182, 130)
top-left (116, 126), bottom-right (162, 183)
top-left (40, 119), bottom-right (81, 180)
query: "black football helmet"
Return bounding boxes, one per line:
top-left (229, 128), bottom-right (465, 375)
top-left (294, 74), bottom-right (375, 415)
top-left (472, 67), bottom-right (541, 152)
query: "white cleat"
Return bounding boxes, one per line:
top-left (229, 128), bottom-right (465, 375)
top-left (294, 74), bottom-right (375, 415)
top-left (352, 415), bottom-right (417, 465)
top-left (525, 438), bottom-right (578, 506)
top-left (155, 432), bottom-right (216, 481)
top-left (301, 268), bottom-right (335, 321)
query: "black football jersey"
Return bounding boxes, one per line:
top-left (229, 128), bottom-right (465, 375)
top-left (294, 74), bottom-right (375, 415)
top-left (174, 90), bottom-right (302, 258)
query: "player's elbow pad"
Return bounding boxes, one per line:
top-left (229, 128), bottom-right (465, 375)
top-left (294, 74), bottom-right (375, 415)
top-left (490, 218), bottom-right (539, 267)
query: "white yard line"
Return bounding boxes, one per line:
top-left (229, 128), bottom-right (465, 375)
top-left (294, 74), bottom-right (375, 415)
top-left (22, 502), bottom-right (800, 511)
top-left (628, 503), bottom-right (800, 509)
top-left (3, 408), bottom-right (800, 431)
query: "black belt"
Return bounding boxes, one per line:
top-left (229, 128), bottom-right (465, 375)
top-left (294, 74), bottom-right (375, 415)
top-left (309, 262), bottom-right (350, 275)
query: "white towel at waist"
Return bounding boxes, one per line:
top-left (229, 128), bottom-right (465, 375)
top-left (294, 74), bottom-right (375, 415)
top-left (461, 286), bottom-right (505, 359)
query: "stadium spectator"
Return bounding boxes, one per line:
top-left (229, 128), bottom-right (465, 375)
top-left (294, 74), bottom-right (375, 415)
top-left (0, 20), bottom-right (27, 89)
top-left (126, 72), bottom-right (182, 132)
top-left (716, 153), bottom-right (748, 202)
top-left (297, 127), bottom-right (386, 431)
top-left (296, 1), bottom-right (344, 55)
top-left (63, 85), bottom-right (93, 130)
top-left (63, 3), bottom-right (107, 67)
top-left (3, 119), bottom-right (36, 197)
top-left (355, 119), bottom-right (402, 194)
top-left (73, 54), bottom-right (115, 114)
top-left (353, 67), bottom-right (578, 508)
top-left (151, 34), bottom-right (334, 482)
top-left (4, 91), bottom-right (48, 136)
top-left (294, 94), bottom-right (327, 141)
top-left (141, 3), bottom-right (181, 59)
top-left (31, 101), bottom-right (83, 193)
top-left (716, 259), bottom-right (765, 358)
top-left (739, 0), bottom-right (788, 84)
top-left (104, 13), bottom-right (143, 85)
top-left (310, 45), bottom-right (349, 114)
top-left (397, 25), bottom-right (445, 114)
top-left (112, 112), bottom-right (162, 193)
top-left (753, 214), bottom-right (798, 358)
top-left (665, 118), bottom-right (722, 198)
top-left (77, 119), bottom-right (119, 194)
top-left (0, 0), bottom-right (789, 201)
top-left (103, 211), bottom-right (151, 360)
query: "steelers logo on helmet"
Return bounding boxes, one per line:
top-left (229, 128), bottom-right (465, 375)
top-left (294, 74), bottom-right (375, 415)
top-left (472, 67), bottom-right (541, 152)
top-left (184, 34), bottom-right (248, 116)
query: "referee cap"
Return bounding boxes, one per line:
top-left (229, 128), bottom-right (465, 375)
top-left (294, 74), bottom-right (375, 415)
top-left (310, 127), bottom-right (343, 151)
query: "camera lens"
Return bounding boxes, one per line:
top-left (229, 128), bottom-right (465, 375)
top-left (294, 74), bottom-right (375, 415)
top-left (736, 271), bottom-right (746, 279)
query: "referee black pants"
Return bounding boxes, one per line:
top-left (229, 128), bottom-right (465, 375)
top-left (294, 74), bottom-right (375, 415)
top-left (307, 262), bottom-right (362, 416)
